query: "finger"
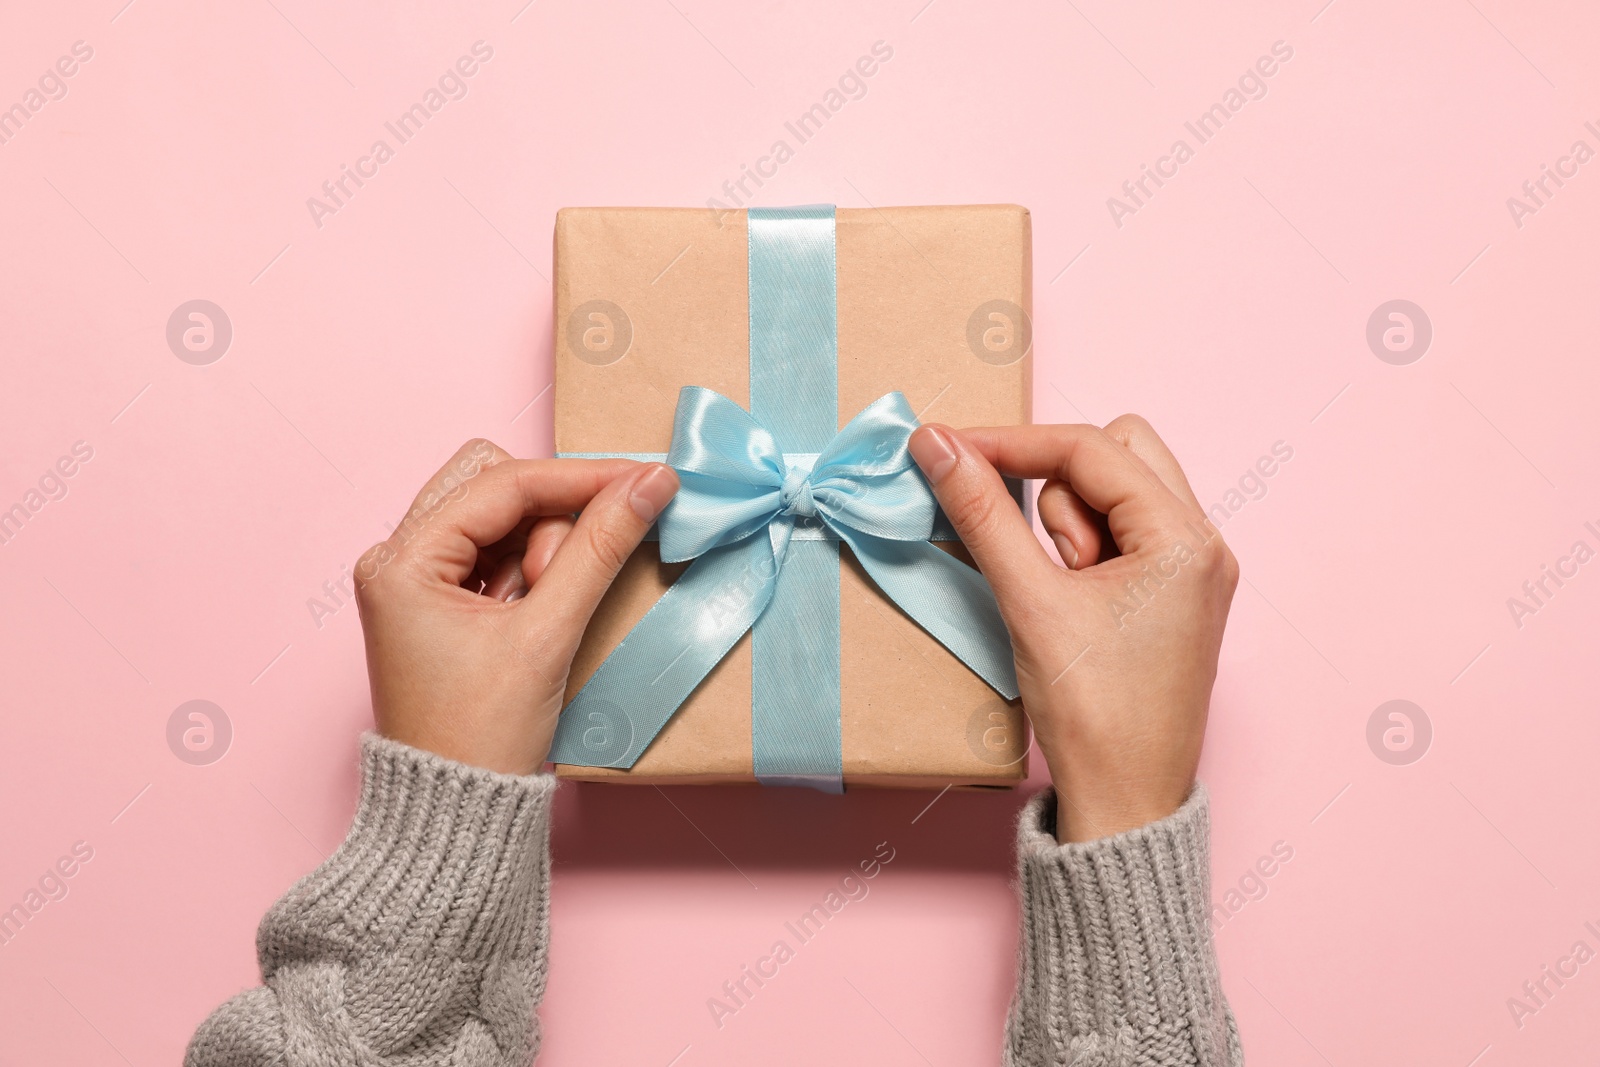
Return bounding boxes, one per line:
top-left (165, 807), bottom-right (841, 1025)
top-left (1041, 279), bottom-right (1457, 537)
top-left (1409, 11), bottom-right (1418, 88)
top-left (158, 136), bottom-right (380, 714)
top-left (401, 439), bottom-right (514, 528)
top-left (955, 424), bottom-right (1190, 556)
top-left (482, 551), bottom-right (530, 602)
top-left (528, 463), bottom-right (679, 638)
top-left (1037, 478), bottom-right (1104, 569)
top-left (396, 458), bottom-right (641, 586)
top-left (469, 517), bottom-right (533, 591)
top-left (404, 440), bottom-right (522, 591)
top-left (1102, 414), bottom-right (1205, 517)
top-left (909, 425), bottom-right (1053, 595)
top-left (523, 515), bottom-right (575, 585)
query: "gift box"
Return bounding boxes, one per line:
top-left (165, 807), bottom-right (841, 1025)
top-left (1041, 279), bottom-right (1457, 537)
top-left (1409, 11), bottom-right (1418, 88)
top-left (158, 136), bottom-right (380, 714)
top-left (550, 204), bottom-right (1032, 789)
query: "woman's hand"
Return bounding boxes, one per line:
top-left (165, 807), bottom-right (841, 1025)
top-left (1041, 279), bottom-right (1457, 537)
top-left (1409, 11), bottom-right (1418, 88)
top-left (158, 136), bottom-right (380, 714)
top-left (909, 417), bottom-right (1238, 843)
top-left (353, 439), bottom-right (679, 775)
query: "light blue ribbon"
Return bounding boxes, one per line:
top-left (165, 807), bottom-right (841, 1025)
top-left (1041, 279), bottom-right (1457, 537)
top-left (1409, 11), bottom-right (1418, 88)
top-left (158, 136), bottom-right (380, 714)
top-left (746, 205), bottom-right (843, 789)
top-left (548, 206), bottom-right (1018, 789)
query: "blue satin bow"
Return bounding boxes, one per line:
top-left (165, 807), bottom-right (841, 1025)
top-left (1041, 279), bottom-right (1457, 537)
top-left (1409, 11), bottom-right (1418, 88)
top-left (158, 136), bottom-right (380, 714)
top-left (547, 386), bottom-right (1020, 779)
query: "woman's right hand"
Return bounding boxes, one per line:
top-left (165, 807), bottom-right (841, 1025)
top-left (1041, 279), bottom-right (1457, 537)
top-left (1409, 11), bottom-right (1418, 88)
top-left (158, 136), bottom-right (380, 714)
top-left (908, 416), bottom-right (1239, 843)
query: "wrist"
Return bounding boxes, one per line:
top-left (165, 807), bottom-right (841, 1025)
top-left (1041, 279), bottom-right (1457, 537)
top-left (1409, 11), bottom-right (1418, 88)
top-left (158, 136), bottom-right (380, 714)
top-left (1043, 753), bottom-right (1194, 843)
top-left (1053, 791), bottom-right (1186, 843)
top-left (375, 716), bottom-right (549, 778)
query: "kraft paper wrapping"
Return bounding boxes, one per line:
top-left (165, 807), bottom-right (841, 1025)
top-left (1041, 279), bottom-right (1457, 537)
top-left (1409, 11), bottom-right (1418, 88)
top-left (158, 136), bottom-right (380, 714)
top-left (553, 205), bottom-right (1032, 787)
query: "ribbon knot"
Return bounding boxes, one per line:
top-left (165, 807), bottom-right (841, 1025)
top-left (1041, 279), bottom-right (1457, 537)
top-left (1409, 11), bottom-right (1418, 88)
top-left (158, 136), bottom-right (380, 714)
top-left (780, 465), bottom-right (816, 519)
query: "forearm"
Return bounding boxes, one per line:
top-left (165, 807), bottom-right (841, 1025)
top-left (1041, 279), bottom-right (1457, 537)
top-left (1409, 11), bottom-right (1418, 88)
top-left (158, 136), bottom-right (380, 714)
top-left (1006, 785), bottom-right (1241, 1067)
top-left (186, 734), bottom-right (556, 1066)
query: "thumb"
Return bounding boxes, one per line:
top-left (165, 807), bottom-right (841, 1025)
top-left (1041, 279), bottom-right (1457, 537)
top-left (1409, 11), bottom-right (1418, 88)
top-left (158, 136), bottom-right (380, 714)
top-left (909, 425), bottom-right (1049, 597)
top-left (524, 462), bottom-right (679, 641)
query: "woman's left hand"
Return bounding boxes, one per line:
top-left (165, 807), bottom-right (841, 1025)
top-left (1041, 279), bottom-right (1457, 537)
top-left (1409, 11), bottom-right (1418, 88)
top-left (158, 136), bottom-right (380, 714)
top-left (353, 439), bottom-right (679, 775)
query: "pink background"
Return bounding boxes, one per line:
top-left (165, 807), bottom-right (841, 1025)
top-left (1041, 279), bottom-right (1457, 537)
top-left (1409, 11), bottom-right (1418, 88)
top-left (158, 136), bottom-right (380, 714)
top-left (3, 1), bottom-right (1598, 1063)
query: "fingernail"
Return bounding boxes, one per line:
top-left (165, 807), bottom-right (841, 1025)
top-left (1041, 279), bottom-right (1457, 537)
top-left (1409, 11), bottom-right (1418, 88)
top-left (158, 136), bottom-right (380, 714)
top-left (630, 463), bottom-right (679, 523)
top-left (909, 426), bottom-right (959, 484)
top-left (1051, 532), bottom-right (1079, 569)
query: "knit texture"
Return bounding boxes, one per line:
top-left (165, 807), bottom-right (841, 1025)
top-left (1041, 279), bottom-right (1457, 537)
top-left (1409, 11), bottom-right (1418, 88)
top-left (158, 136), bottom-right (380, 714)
top-left (185, 734), bottom-right (557, 1067)
top-left (188, 739), bottom-right (1239, 1066)
top-left (1005, 786), bottom-right (1242, 1067)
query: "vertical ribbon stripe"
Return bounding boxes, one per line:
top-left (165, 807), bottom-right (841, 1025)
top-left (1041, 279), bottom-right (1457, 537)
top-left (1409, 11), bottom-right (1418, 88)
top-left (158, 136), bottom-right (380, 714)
top-left (747, 206), bottom-right (842, 792)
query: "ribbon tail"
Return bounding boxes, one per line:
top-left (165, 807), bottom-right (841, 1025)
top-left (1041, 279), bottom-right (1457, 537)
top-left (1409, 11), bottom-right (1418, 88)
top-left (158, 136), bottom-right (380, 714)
top-left (549, 535), bottom-right (779, 768)
top-left (837, 529), bottom-right (1021, 701)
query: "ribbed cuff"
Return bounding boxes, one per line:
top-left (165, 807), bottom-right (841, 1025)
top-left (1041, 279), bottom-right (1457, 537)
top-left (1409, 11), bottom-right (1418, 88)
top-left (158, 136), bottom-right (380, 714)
top-left (257, 733), bottom-right (558, 976)
top-left (1006, 786), bottom-right (1238, 1067)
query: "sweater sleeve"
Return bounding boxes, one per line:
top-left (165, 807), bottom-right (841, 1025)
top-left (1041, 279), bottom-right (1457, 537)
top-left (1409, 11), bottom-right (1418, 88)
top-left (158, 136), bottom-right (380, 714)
top-left (185, 734), bottom-right (557, 1067)
top-left (1005, 785), bottom-right (1242, 1067)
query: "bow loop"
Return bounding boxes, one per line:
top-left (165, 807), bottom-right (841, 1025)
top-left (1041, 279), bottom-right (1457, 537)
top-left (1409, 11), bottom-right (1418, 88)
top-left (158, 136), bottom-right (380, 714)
top-left (657, 388), bottom-right (785, 563)
top-left (658, 388), bottom-right (939, 560)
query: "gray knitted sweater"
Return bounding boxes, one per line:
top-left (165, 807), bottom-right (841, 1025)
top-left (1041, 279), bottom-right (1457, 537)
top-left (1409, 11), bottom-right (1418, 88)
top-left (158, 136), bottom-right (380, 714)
top-left (187, 735), bottom-right (1241, 1066)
